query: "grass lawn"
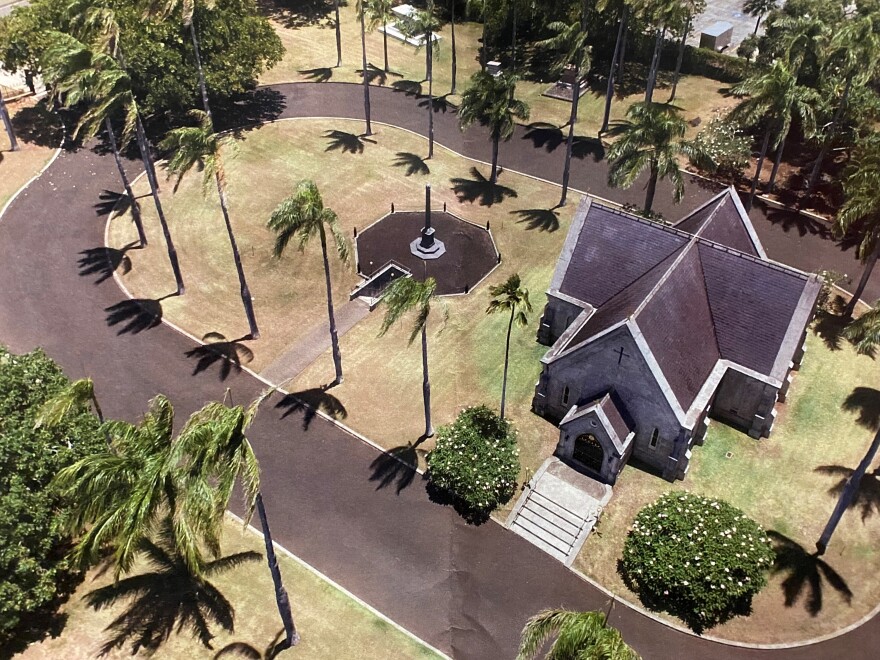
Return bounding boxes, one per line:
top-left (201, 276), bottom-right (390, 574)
top-left (259, 2), bottom-right (736, 137)
top-left (18, 516), bottom-right (442, 659)
top-left (0, 99), bottom-right (59, 211)
top-left (576, 328), bottom-right (880, 643)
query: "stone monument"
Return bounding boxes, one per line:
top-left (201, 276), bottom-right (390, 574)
top-left (410, 184), bottom-right (446, 259)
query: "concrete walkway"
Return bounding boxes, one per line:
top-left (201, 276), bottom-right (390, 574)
top-left (260, 298), bottom-right (369, 386)
top-left (1, 82), bottom-right (879, 658)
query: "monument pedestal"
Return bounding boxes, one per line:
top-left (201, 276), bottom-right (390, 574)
top-left (410, 226), bottom-right (446, 260)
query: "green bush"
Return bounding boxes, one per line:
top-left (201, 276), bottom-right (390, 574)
top-left (426, 406), bottom-right (520, 518)
top-left (621, 492), bottom-right (774, 630)
top-left (0, 347), bottom-right (104, 651)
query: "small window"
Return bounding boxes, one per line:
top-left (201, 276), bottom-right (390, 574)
top-left (562, 386), bottom-right (570, 406)
top-left (649, 428), bottom-right (659, 449)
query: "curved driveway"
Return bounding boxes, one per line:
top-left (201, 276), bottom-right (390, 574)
top-left (0, 82), bottom-right (876, 659)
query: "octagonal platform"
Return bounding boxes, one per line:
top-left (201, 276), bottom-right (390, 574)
top-left (355, 210), bottom-right (500, 296)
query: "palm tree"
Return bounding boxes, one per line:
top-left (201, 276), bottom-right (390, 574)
top-left (267, 180), bottom-right (350, 386)
top-left (161, 110), bottom-right (260, 338)
top-left (805, 16), bottom-right (880, 198)
top-left (35, 377), bottom-right (106, 428)
top-left (534, 1), bottom-right (591, 206)
top-left (379, 276), bottom-right (444, 438)
top-left (601, 1), bottom-right (629, 134)
top-left (667, 0), bottom-right (705, 103)
top-left (458, 71), bottom-right (530, 184)
top-left (641, 0), bottom-right (682, 103)
top-left (729, 60), bottom-right (817, 209)
top-left (85, 516), bottom-right (260, 654)
top-left (486, 274), bottom-right (530, 419)
top-left (402, 6), bottom-right (442, 157)
top-left (517, 609), bottom-right (640, 660)
top-left (743, 0), bottom-right (777, 35)
top-left (843, 302), bottom-right (880, 354)
top-left (53, 395), bottom-right (219, 579)
top-left (361, 0), bottom-right (394, 72)
top-left (835, 135), bottom-right (880, 317)
top-left (606, 101), bottom-right (703, 215)
top-left (42, 31), bottom-right (184, 293)
top-left (468, 0), bottom-right (490, 70)
top-left (179, 391), bottom-right (300, 649)
top-left (334, 0), bottom-right (343, 67)
top-left (0, 86), bottom-right (19, 152)
top-left (358, 0), bottom-right (373, 136)
top-left (450, 0), bottom-right (458, 93)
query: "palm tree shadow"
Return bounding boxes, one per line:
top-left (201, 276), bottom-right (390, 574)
top-left (323, 129), bottom-right (375, 154)
top-left (85, 532), bottom-right (260, 656)
top-left (214, 628), bottom-right (286, 659)
top-left (841, 387), bottom-right (880, 431)
top-left (78, 243), bottom-right (136, 285)
top-left (357, 63), bottom-right (388, 86)
top-left (767, 531), bottom-right (853, 616)
top-left (368, 438), bottom-right (428, 494)
top-left (275, 388), bottom-right (347, 431)
top-left (512, 208), bottom-right (560, 232)
top-left (104, 296), bottom-right (171, 335)
top-left (185, 332), bottom-right (255, 381)
top-left (815, 465), bottom-right (880, 522)
top-left (418, 94), bottom-right (453, 114)
top-left (393, 151), bottom-right (430, 176)
top-left (299, 67), bottom-right (333, 83)
top-left (94, 189), bottom-right (143, 220)
top-left (522, 122), bottom-right (565, 152)
top-left (812, 303), bottom-right (850, 352)
top-left (392, 79), bottom-right (423, 96)
top-left (450, 167), bottom-right (518, 207)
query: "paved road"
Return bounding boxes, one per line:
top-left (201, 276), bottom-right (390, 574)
top-left (1, 82), bottom-right (877, 659)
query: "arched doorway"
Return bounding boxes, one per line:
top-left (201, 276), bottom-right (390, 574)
top-left (573, 433), bottom-right (604, 474)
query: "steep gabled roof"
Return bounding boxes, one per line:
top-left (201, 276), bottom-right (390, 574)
top-left (674, 188), bottom-right (767, 258)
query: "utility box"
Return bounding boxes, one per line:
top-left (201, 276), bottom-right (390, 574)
top-left (700, 21), bottom-right (733, 51)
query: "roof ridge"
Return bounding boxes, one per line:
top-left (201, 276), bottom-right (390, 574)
top-left (590, 201), bottom-right (694, 241)
top-left (632, 238), bottom-right (701, 319)
top-left (695, 242), bottom-right (723, 358)
top-left (695, 235), bottom-right (811, 281)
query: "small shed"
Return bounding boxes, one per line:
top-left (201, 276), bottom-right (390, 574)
top-left (700, 21), bottom-right (733, 51)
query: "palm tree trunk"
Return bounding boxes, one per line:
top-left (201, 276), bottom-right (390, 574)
top-left (619, 21), bottom-right (628, 82)
top-left (105, 117), bottom-right (147, 248)
top-left (490, 133), bottom-right (500, 184)
top-left (816, 426), bottom-right (880, 554)
top-left (601, 9), bottom-right (627, 134)
top-left (427, 22), bottom-right (435, 158)
top-left (668, 16), bottom-right (689, 103)
top-left (754, 14), bottom-right (762, 35)
top-left (560, 71), bottom-right (581, 206)
top-left (645, 164), bottom-right (659, 214)
top-left (450, 0), bottom-right (457, 93)
top-left (0, 86), bottom-right (18, 152)
top-left (215, 176), bottom-right (259, 339)
top-left (360, 6), bottom-right (373, 136)
top-left (500, 308), bottom-right (514, 419)
top-left (845, 244), bottom-right (879, 318)
top-left (383, 20), bottom-right (390, 72)
top-left (510, 2), bottom-right (517, 74)
top-left (806, 79), bottom-right (851, 199)
top-left (255, 493), bottom-right (300, 647)
top-left (188, 18), bottom-right (212, 120)
top-left (421, 323), bottom-right (433, 437)
top-left (335, 0), bottom-right (343, 67)
top-left (480, 0), bottom-right (488, 70)
top-left (747, 126), bottom-right (772, 211)
top-left (645, 28), bottom-right (665, 103)
top-left (768, 135), bottom-right (786, 191)
top-left (90, 393), bottom-right (105, 424)
top-left (319, 225), bottom-right (344, 385)
top-left (135, 114), bottom-right (185, 295)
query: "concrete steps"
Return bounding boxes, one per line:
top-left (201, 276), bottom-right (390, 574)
top-left (509, 488), bottom-right (593, 563)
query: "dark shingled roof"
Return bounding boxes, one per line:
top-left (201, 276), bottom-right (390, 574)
top-left (635, 246), bottom-right (721, 409)
top-left (675, 193), bottom-right (762, 257)
top-left (552, 189), bottom-right (819, 412)
top-left (599, 394), bottom-right (633, 442)
top-left (559, 205), bottom-right (688, 307)
top-left (698, 242), bottom-right (808, 374)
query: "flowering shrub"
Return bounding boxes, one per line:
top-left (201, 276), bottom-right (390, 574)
top-left (426, 406), bottom-right (520, 517)
top-left (621, 492), bottom-right (774, 630)
top-left (690, 117), bottom-right (751, 179)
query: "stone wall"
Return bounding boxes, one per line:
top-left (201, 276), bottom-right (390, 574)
top-left (537, 296), bottom-right (585, 346)
top-left (711, 368), bottom-right (779, 438)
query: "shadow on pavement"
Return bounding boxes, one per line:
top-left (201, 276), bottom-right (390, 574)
top-left (184, 332), bottom-right (254, 381)
top-left (104, 297), bottom-right (168, 335)
top-left (275, 388), bottom-right (347, 431)
top-left (78, 244), bottom-right (136, 285)
top-left (369, 439), bottom-right (428, 494)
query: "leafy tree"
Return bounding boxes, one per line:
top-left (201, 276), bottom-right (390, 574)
top-left (835, 134), bottom-right (880, 317)
top-left (517, 609), bottom-right (640, 660)
top-left (606, 101), bottom-right (704, 215)
top-left (379, 276), bottom-right (444, 438)
top-left (161, 110), bottom-right (260, 338)
top-left (486, 273), bottom-right (531, 419)
top-left (743, 0), bottom-right (777, 35)
top-left (458, 71), bottom-right (530, 184)
top-left (42, 30), bottom-right (185, 293)
top-left (729, 60), bottom-right (817, 208)
top-left (843, 302), bottom-right (880, 354)
top-left (179, 392), bottom-right (300, 649)
top-left (425, 405), bottom-right (519, 518)
top-left (360, 0), bottom-right (394, 72)
top-left (267, 180), bottom-right (350, 386)
top-left (85, 517), bottom-right (260, 655)
top-left (0, 347), bottom-right (105, 648)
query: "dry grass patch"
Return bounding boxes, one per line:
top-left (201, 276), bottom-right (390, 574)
top-left (575, 330), bottom-right (880, 643)
top-left (259, 2), bottom-right (734, 136)
top-left (18, 517), bottom-right (441, 659)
